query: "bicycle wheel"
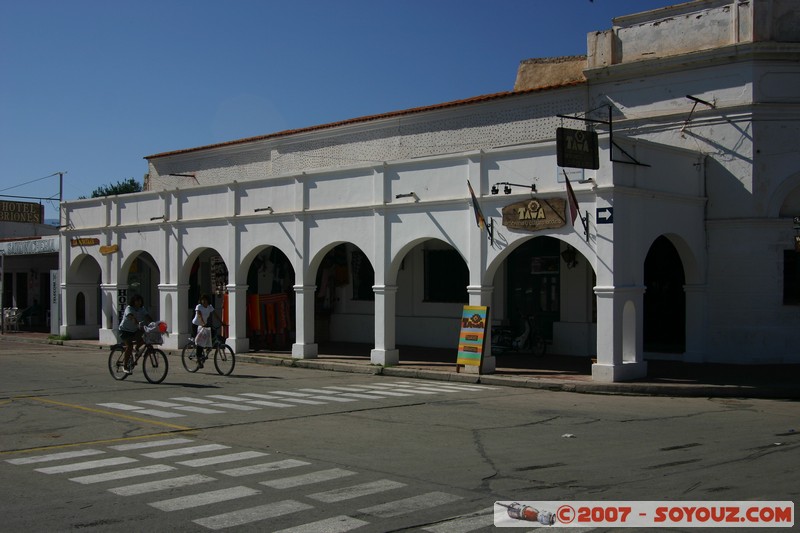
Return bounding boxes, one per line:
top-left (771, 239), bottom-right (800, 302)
top-left (108, 345), bottom-right (129, 381)
top-left (143, 348), bottom-right (169, 384)
top-left (214, 344), bottom-right (236, 376)
top-left (181, 341), bottom-right (202, 373)
top-left (531, 334), bottom-right (547, 357)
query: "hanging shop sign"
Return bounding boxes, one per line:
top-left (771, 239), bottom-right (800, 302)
top-left (71, 237), bottom-right (100, 247)
top-left (502, 198), bottom-right (567, 231)
top-left (0, 200), bottom-right (44, 224)
top-left (456, 305), bottom-right (489, 372)
top-left (556, 127), bottom-right (600, 170)
top-left (100, 244), bottom-right (119, 255)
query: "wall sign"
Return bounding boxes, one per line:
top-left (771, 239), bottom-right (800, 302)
top-left (0, 200), bottom-right (44, 224)
top-left (556, 127), bottom-right (600, 170)
top-left (502, 198), bottom-right (567, 231)
top-left (596, 207), bottom-right (614, 224)
top-left (456, 305), bottom-right (489, 372)
top-left (71, 237), bottom-right (100, 247)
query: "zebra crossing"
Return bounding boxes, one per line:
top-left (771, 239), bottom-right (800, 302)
top-left (96, 381), bottom-right (498, 419)
top-left (5, 437), bottom-right (495, 531)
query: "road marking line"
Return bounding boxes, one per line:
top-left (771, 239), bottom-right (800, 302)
top-left (6, 449), bottom-right (105, 465)
top-left (218, 459), bottom-right (311, 477)
top-left (97, 402), bottom-right (143, 411)
top-left (272, 515), bottom-right (369, 533)
top-left (135, 409), bottom-right (186, 418)
top-left (109, 438), bottom-right (194, 451)
top-left (324, 386), bottom-right (379, 392)
top-left (296, 388), bottom-right (341, 394)
top-left (149, 486), bottom-right (260, 512)
top-left (308, 395), bottom-right (358, 403)
top-left (276, 398), bottom-right (328, 405)
top-left (136, 400), bottom-right (185, 408)
top-left (206, 395), bottom-right (250, 402)
top-left (308, 479), bottom-right (406, 503)
top-left (210, 402), bottom-right (261, 411)
top-left (69, 464), bottom-right (176, 484)
top-left (27, 397), bottom-right (191, 431)
top-left (244, 400), bottom-right (295, 408)
top-left (339, 393), bottom-right (391, 400)
top-left (193, 500), bottom-right (312, 530)
top-left (260, 468), bottom-right (356, 489)
top-left (142, 444), bottom-right (230, 458)
top-left (177, 451), bottom-right (269, 467)
top-left (0, 432), bottom-right (197, 457)
top-left (110, 474), bottom-right (216, 496)
top-left (35, 456), bottom-right (138, 474)
top-left (421, 507), bottom-right (495, 532)
top-left (170, 397), bottom-right (217, 404)
top-left (269, 391), bottom-right (313, 397)
top-left (359, 491), bottom-right (463, 518)
top-left (173, 406), bottom-right (227, 414)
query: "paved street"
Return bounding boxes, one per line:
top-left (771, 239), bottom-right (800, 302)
top-left (1, 339), bottom-right (798, 532)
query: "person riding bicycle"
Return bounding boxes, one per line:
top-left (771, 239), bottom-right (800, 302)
top-left (118, 294), bottom-right (153, 373)
top-left (192, 294), bottom-right (220, 368)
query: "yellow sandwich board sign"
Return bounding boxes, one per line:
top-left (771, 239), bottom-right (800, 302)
top-left (456, 305), bottom-right (489, 373)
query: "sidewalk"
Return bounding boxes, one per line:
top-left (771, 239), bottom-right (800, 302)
top-left (3, 330), bottom-right (799, 399)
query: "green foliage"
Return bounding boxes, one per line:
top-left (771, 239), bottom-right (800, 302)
top-left (90, 177), bottom-right (142, 198)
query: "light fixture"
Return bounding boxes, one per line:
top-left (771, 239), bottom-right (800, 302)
top-left (561, 245), bottom-right (579, 269)
top-left (490, 182), bottom-right (537, 195)
top-left (255, 206), bottom-right (273, 214)
top-left (395, 192), bottom-right (418, 201)
top-left (150, 215), bottom-right (167, 221)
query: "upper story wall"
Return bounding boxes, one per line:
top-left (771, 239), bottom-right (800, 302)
top-left (588, 0), bottom-right (800, 68)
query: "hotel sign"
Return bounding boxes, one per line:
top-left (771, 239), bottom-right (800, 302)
top-left (556, 127), bottom-right (600, 170)
top-left (0, 200), bottom-right (44, 224)
top-left (502, 198), bottom-right (567, 231)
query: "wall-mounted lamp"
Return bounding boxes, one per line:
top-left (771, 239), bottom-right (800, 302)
top-left (561, 245), bottom-right (579, 269)
top-left (491, 182), bottom-right (536, 195)
top-left (255, 206), bottom-right (273, 214)
top-left (150, 215), bottom-right (168, 221)
top-left (395, 192), bottom-right (418, 201)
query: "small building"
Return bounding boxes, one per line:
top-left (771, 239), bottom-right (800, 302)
top-left (59, 0), bottom-right (800, 381)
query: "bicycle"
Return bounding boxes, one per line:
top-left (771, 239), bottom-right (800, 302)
top-left (108, 322), bottom-right (169, 384)
top-left (181, 323), bottom-right (236, 375)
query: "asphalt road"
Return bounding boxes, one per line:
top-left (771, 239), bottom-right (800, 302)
top-left (0, 339), bottom-right (797, 532)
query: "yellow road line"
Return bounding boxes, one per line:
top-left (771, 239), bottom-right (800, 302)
top-left (0, 431), bottom-right (196, 456)
top-left (26, 397), bottom-right (192, 431)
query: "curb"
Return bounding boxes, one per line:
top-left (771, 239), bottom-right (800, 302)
top-left (4, 335), bottom-right (797, 400)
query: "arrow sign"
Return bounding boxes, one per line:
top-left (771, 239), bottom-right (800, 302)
top-left (597, 207), bottom-right (614, 224)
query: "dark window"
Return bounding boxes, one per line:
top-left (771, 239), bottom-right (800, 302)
top-left (351, 250), bottom-right (374, 301)
top-left (424, 249), bottom-right (468, 303)
top-left (784, 251), bottom-right (800, 305)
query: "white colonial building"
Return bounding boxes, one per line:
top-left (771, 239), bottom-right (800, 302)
top-left (59, 0), bottom-right (800, 381)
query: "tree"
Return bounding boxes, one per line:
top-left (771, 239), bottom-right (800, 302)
top-left (89, 177), bottom-right (142, 198)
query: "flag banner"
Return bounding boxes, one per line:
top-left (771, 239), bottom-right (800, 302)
top-left (467, 180), bottom-right (486, 230)
top-left (564, 174), bottom-right (579, 225)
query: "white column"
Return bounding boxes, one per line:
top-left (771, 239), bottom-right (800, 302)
top-left (592, 285), bottom-right (648, 382)
top-left (226, 283), bottom-right (250, 354)
top-left (292, 284), bottom-right (318, 358)
top-left (371, 284), bottom-right (399, 366)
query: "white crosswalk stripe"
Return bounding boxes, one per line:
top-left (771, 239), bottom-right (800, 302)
top-left (149, 486), bottom-right (261, 511)
top-left (173, 405), bottom-right (226, 414)
top-left (260, 468), bottom-right (357, 489)
top-left (208, 402), bottom-right (261, 411)
top-left (176, 451), bottom-right (269, 467)
top-left (193, 499), bottom-right (313, 530)
top-left (272, 515), bottom-right (369, 533)
top-left (359, 491), bottom-right (463, 518)
top-left (109, 438), bottom-right (194, 451)
top-left (218, 459), bottom-right (311, 477)
top-left (6, 449), bottom-right (105, 465)
top-left (36, 456), bottom-right (138, 474)
top-left (109, 474), bottom-right (217, 496)
top-left (245, 399), bottom-right (295, 408)
top-left (307, 479), bottom-right (406, 503)
top-left (70, 464), bottom-right (177, 484)
top-left (142, 444), bottom-right (230, 459)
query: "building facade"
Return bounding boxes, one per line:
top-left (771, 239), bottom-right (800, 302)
top-left (59, 0), bottom-right (800, 381)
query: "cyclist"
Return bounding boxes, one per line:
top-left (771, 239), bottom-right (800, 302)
top-left (192, 294), bottom-right (220, 368)
top-left (118, 294), bottom-right (153, 373)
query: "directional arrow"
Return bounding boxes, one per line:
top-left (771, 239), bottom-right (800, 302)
top-left (596, 207), bottom-right (614, 224)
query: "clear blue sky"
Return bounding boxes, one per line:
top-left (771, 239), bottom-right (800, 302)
top-left (1, 0), bottom-right (678, 221)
